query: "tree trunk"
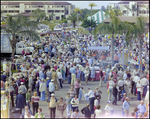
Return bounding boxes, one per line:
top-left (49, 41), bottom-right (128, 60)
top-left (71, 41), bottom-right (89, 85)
top-left (139, 36), bottom-right (143, 72)
top-left (111, 32), bottom-right (114, 68)
top-left (91, 7), bottom-right (92, 22)
top-left (77, 13), bottom-right (78, 29)
top-left (73, 21), bottom-right (75, 28)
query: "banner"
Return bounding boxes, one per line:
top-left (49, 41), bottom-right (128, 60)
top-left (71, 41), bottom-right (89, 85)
top-left (88, 46), bottom-right (109, 51)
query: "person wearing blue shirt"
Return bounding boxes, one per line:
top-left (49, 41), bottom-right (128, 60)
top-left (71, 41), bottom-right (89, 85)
top-left (44, 46), bottom-right (49, 54)
top-left (122, 97), bottom-right (130, 117)
top-left (1, 72), bottom-right (7, 83)
top-left (137, 100), bottom-right (146, 115)
top-left (39, 69), bottom-right (45, 80)
top-left (39, 49), bottom-right (42, 55)
top-left (71, 108), bottom-right (79, 118)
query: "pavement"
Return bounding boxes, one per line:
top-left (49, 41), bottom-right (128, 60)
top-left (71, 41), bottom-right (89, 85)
top-left (11, 79), bottom-right (141, 118)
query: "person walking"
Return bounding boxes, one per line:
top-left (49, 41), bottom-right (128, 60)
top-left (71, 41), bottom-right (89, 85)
top-left (31, 92), bottom-right (40, 116)
top-left (136, 80), bottom-right (143, 101)
top-left (49, 93), bottom-right (57, 118)
top-left (81, 103), bottom-right (91, 119)
top-left (6, 84), bottom-right (15, 107)
top-left (39, 79), bottom-right (46, 101)
top-left (112, 84), bottom-right (118, 105)
top-left (90, 65), bottom-right (95, 82)
top-left (108, 78), bottom-right (114, 101)
top-left (94, 105), bottom-right (102, 118)
top-left (69, 65), bottom-right (76, 85)
top-left (122, 97), bottom-right (130, 117)
top-left (49, 79), bottom-right (55, 98)
top-left (18, 82), bottom-right (27, 105)
top-left (104, 65), bottom-right (110, 83)
top-left (51, 69), bottom-right (58, 90)
top-left (16, 90), bottom-right (25, 114)
top-left (140, 75), bottom-right (149, 97)
top-left (99, 67), bottom-right (103, 87)
top-left (137, 100), bottom-right (146, 116)
top-left (26, 89), bottom-right (31, 109)
top-left (84, 66), bottom-right (90, 85)
top-left (65, 93), bottom-right (72, 118)
top-left (57, 69), bottom-right (63, 88)
top-left (124, 78), bottom-right (132, 98)
top-left (71, 94), bottom-right (79, 112)
top-left (86, 88), bottom-right (95, 114)
top-left (75, 79), bottom-right (80, 98)
top-left (57, 97), bottom-right (67, 118)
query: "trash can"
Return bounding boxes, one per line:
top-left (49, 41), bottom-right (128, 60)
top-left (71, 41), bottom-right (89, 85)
top-left (11, 108), bottom-right (20, 118)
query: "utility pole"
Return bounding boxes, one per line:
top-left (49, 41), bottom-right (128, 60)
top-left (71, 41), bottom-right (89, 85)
top-left (8, 62), bottom-right (11, 118)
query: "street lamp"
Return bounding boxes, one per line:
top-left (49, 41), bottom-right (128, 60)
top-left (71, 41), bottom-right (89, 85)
top-left (122, 33), bottom-right (126, 69)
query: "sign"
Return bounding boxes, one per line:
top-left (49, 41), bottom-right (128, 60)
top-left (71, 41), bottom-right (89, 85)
top-left (88, 46), bottom-right (109, 51)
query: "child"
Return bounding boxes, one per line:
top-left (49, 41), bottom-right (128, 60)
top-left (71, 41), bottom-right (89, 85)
top-left (104, 101), bottom-right (114, 116)
top-left (65, 93), bottom-right (72, 118)
top-left (120, 87), bottom-right (126, 100)
top-left (94, 96), bottom-right (100, 110)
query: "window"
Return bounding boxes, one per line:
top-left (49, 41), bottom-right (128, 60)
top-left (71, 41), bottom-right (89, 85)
top-left (48, 10), bottom-right (54, 13)
top-left (15, 6), bottom-right (19, 8)
top-left (3, 10), bottom-right (7, 13)
top-left (143, 11), bottom-right (146, 14)
top-left (139, 11), bottom-right (141, 14)
top-left (15, 10), bottom-right (19, 13)
top-left (56, 16), bottom-right (60, 20)
top-left (62, 10), bottom-right (64, 12)
top-left (55, 10), bottom-right (59, 13)
top-left (61, 5), bottom-right (63, 8)
top-left (8, 10), bottom-right (14, 13)
top-left (123, 10), bottom-right (126, 14)
top-left (8, 6), bottom-right (14, 8)
top-left (25, 10), bottom-right (31, 13)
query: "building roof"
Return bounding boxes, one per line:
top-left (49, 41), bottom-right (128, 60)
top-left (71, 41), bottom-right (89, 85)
top-left (118, 1), bottom-right (149, 4)
top-left (1, 1), bottom-right (71, 5)
top-left (102, 16), bottom-right (149, 23)
top-left (12, 12), bottom-right (32, 17)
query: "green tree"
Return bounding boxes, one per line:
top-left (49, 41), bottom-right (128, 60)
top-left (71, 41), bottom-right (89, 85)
top-left (67, 13), bottom-right (77, 28)
top-left (32, 8), bottom-right (46, 22)
top-left (81, 18), bottom-right (96, 28)
top-left (88, 3), bottom-right (97, 21)
top-left (1, 15), bottom-right (40, 56)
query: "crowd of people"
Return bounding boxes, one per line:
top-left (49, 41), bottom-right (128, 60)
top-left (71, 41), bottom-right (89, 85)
top-left (1, 30), bottom-right (149, 118)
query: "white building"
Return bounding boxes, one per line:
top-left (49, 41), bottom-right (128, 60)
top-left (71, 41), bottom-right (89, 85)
top-left (1, 1), bottom-right (75, 20)
top-left (87, 10), bottom-right (109, 25)
top-left (109, 1), bottom-right (149, 17)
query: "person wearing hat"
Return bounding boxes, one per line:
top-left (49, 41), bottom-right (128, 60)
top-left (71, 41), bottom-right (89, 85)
top-left (52, 69), bottom-right (58, 90)
top-left (46, 77), bottom-right (51, 96)
top-left (104, 101), bottom-right (114, 115)
top-left (16, 90), bottom-right (26, 114)
top-left (122, 97), bottom-right (130, 117)
top-left (18, 82), bottom-right (27, 105)
top-left (39, 79), bottom-right (46, 101)
top-left (49, 79), bottom-right (55, 98)
top-left (48, 93), bottom-right (57, 118)
top-left (6, 84), bottom-right (15, 107)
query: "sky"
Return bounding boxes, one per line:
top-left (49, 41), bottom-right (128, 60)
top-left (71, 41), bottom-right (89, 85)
top-left (67, 1), bottom-right (121, 9)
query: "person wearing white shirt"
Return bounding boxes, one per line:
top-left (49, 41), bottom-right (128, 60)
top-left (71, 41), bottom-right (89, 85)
top-left (108, 79), bottom-right (114, 101)
top-left (123, 71), bottom-right (127, 81)
top-left (124, 78), bottom-right (132, 98)
top-left (104, 101), bottom-right (114, 115)
top-left (86, 88), bottom-right (95, 114)
top-left (57, 69), bottom-right (63, 88)
top-left (136, 80), bottom-right (143, 101)
top-left (133, 73), bottom-right (140, 96)
top-left (118, 69), bottom-right (123, 78)
top-left (49, 79), bottom-right (55, 97)
top-left (39, 79), bottom-right (46, 101)
top-left (94, 96), bottom-right (100, 109)
top-left (140, 76), bottom-right (149, 97)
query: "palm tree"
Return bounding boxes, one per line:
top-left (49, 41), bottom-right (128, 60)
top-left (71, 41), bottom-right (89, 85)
top-left (124, 4), bottom-right (140, 16)
top-left (1, 15), bottom-right (40, 56)
top-left (88, 3), bottom-right (97, 21)
top-left (32, 8), bottom-right (46, 22)
top-left (74, 8), bottom-right (82, 29)
top-left (96, 8), bottom-right (124, 67)
top-left (67, 13), bottom-right (77, 28)
top-left (133, 16), bottom-right (146, 71)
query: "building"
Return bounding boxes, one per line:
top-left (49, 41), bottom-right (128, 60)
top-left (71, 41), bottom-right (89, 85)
top-left (109, 1), bottom-right (149, 17)
top-left (1, 1), bottom-right (75, 20)
top-left (87, 10), bottom-right (109, 25)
